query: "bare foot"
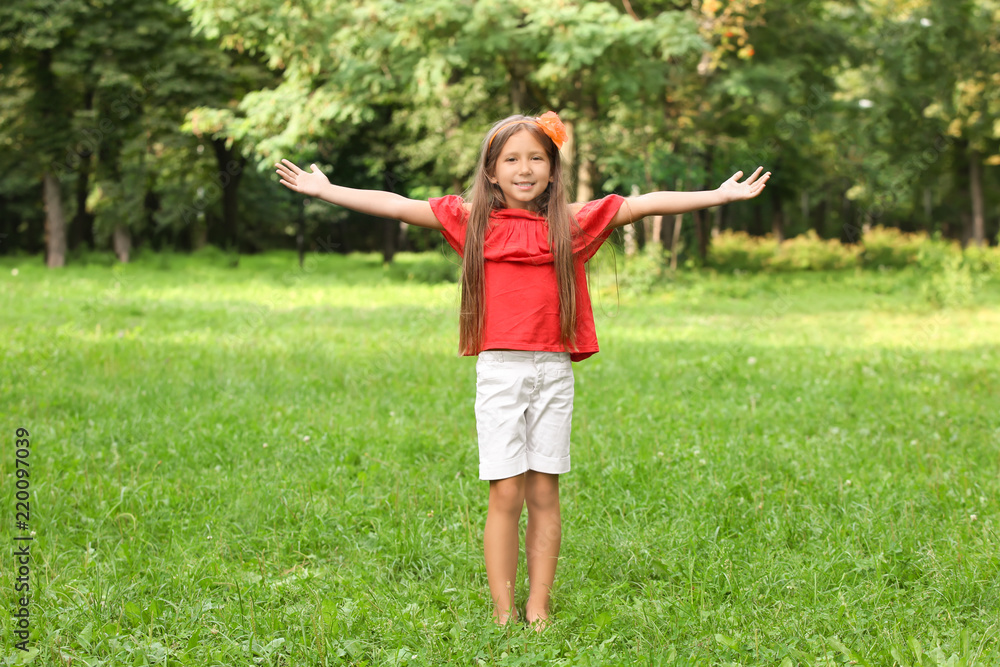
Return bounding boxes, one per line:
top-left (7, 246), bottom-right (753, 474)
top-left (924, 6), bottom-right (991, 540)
top-left (493, 607), bottom-right (519, 626)
top-left (525, 606), bottom-right (550, 632)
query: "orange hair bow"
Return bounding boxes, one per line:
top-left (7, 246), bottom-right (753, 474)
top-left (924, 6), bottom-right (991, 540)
top-left (488, 111), bottom-right (568, 151)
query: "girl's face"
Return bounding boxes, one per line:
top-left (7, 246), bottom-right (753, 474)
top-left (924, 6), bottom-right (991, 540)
top-left (488, 129), bottom-right (553, 211)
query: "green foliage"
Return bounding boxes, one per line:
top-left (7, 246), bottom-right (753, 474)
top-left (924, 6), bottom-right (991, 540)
top-left (962, 244), bottom-right (1000, 275)
top-left (706, 230), bottom-right (778, 272)
top-left (860, 226), bottom-right (950, 269)
top-left (920, 252), bottom-right (983, 309)
top-left (611, 245), bottom-right (669, 296)
top-left (708, 230), bottom-right (858, 272)
top-left (2, 0), bottom-right (999, 263)
top-left (767, 230), bottom-right (861, 271)
top-left (707, 226), bottom-right (1000, 280)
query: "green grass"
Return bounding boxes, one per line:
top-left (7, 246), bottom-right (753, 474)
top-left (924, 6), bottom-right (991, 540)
top-left (1, 249), bottom-right (999, 666)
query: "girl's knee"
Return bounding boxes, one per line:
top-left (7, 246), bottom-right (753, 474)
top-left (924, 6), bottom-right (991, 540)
top-left (525, 473), bottom-right (560, 512)
top-left (526, 493), bottom-right (560, 514)
top-left (489, 475), bottom-right (526, 513)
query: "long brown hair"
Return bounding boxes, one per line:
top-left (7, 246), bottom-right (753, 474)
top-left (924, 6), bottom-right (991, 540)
top-left (459, 115), bottom-right (579, 355)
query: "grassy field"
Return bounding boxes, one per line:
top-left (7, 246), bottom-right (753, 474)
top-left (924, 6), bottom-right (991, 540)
top-left (1, 249), bottom-right (999, 666)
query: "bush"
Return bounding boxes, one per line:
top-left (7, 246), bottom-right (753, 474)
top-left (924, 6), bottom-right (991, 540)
top-left (706, 225), bottom-right (999, 276)
top-left (963, 244), bottom-right (1000, 275)
top-left (860, 226), bottom-right (932, 269)
top-left (616, 246), bottom-right (668, 295)
top-left (914, 236), bottom-right (962, 273)
top-left (706, 231), bottom-right (777, 272)
top-left (921, 252), bottom-right (980, 308)
top-left (767, 230), bottom-right (860, 271)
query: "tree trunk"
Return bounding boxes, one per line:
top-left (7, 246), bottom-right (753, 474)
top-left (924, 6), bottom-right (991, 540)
top-left (69, 87), bottom-right (96, 251)
top-left (381, 168), bottom-right (403, 264)
top-left (969, 147), bottom-right (984, 247)
top-left (397, 221), bottom-right (409, 252)
top-left (576, 154), bottom-right (593, 203)
top-left (113, 224), bottom-right (131, 263)
top-left (694, 210), bottom-right (709, 262)
top-left (923, 187), bottom-right (933, 228)
top-left (650, 215), bottom-right (663, 250)
top-left (145, 189), bottom-right (162, 250)
top-left (563, 119), bottom-right (577, 200)
top-left (624, 185), bottom-right (639, 255)
top-left (751, 202), bottom-right (764, 236)
top-left (297, 199), bottom-right (306, 269)
top-left (623, 225), bottom-right (637, 256)
top-left (0, 193), bottom-right (13, 253)
top-left (771, 187), bottom-right (784, 243)
top-left (566, 110), bottom-right (595, 203)
top-left (840, 191), bottom-right (857, 243)
top-left (670, 178), bottom-right (683, 271)
top-left (510, 74), bottom-right (526, 115)
top-left (211, 138), bottom-right (245, 253)
top-left (670, 213), bottom-right (683, 271)
top-left (43, 172), bottom-right (67, 267)
top-left (812, 193), bottom-right (828, 237)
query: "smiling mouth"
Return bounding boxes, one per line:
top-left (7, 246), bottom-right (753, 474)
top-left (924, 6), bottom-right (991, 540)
top-left (515, 182), bottom-right (535, 190)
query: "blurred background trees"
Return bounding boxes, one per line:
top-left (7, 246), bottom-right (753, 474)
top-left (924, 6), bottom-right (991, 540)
top-left (1, 0), bottom-right (997, 265)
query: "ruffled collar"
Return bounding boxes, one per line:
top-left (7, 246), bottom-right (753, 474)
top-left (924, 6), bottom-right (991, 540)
top-left (489, 206), bottom-right (546, 222)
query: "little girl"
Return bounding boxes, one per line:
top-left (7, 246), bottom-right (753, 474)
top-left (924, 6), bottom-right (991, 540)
top-left (275, 112), bottom-right (769, 629)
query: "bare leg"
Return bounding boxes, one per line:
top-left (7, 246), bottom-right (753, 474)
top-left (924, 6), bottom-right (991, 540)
top-left (484, 474), bottom-right (525, 624)
top-left (524, 471), bottom-right (561, 630)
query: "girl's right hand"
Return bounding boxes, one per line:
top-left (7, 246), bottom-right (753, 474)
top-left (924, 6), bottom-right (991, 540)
top-left (275, 159), bottom-right (330, 198)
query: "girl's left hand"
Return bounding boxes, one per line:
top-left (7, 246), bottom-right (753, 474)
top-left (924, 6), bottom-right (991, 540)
top-left (717, 167), bottom-right (771, 204)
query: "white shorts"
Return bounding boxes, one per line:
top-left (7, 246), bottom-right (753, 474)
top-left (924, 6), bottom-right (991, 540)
top-left (475, 350), bottom-right (574, 480)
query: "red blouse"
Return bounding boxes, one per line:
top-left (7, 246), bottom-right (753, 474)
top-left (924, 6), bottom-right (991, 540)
top-left (429, 195), bottom-right (624, 362)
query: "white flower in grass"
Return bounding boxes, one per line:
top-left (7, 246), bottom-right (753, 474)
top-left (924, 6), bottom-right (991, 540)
top-left (747, 357), bottom-right (757, 365)
top-left (970, 514), bottom-right (977, 522)
top-left (303, 435), bottom-right (310, 442)
top-left (11, 268), bottom-right (18, 276)
top-left (845, 479), bottom-right (852, 486)
top-left (262, 442), bottom-right (268, 448)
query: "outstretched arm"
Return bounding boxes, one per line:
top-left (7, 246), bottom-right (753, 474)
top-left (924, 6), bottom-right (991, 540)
top-left (275, 159), bottom-right (443, 231)
top-left (609, 167), bottom-right (771, 229)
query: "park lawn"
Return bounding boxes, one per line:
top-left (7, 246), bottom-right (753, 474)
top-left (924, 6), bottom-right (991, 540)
top-left (1, 249), bottom-right (998, 666)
